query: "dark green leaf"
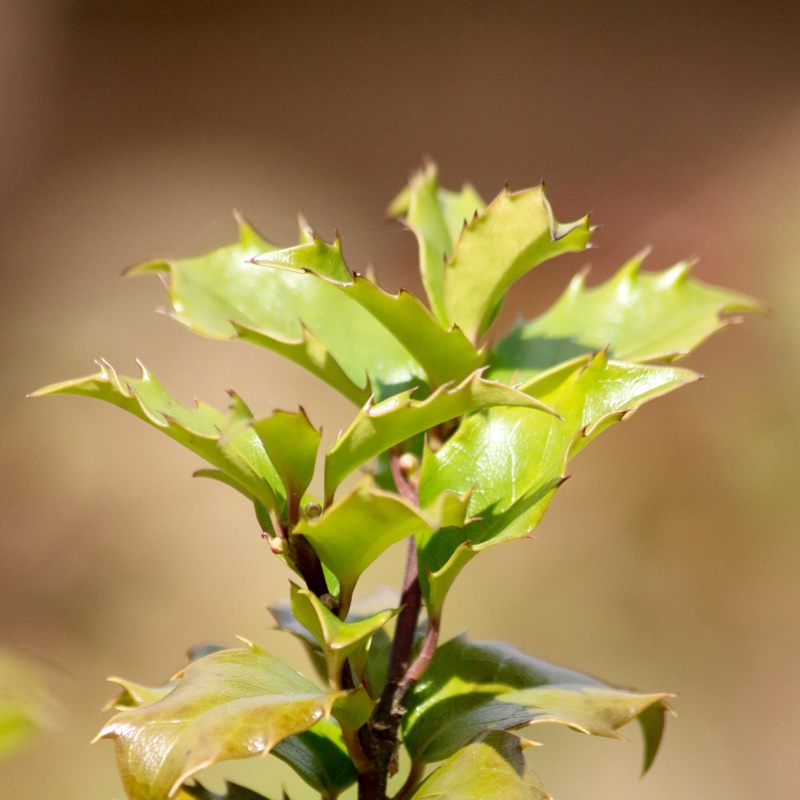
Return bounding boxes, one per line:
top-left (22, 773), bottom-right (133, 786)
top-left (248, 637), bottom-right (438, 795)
top-left (403, 635), bottom-right (669, 767)
top-left (271, 718), bottom-right (357, 797)
top-left (182, 780), bottom-right (274, 800)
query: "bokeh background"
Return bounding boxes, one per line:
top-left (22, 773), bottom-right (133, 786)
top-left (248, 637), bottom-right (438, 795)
top-left (2, 2), bottom-right (798, 798)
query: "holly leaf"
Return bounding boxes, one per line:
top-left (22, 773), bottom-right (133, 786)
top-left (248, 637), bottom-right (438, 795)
top-left (403, 636), bottom-right (670, 770)
top-left (271, 718), bottom-right (357, 797)
top-left (269, 589), bottom-right (403, 695)
top-left (293, 479), bottom-right (435, 614)
top-left (251, 235), bottom-right (483, 391)
top-left (290, 584), bottom-right (399, 687)
top-left (31, 361), bottom-right (285, 517)
top-left (443, 186), bottom-right (592, 342)
top-left (251, 410), bottom-right (321, 512)
top-left (488, 250), bottom-right (767, 383)
top-left (406, 730), bottom-right (549, 800)
top-left (324, 370), bottom-right (555, 502)
top-left (129, 216), bottom-right (425, 403)
top-left (96, 642), bottom-right (341, 800)
top-left (106, 676), bottom-right (176, 710)
top-left (182, 780), bottom-right (274, 800)
top-left (388, 162), bottom-right (486, 325)
top-left (416, 353), bottom-right (698, 611)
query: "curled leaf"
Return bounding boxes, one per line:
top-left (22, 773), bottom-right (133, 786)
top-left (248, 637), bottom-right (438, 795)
top-left (403, 635), bottom-right (670, 770)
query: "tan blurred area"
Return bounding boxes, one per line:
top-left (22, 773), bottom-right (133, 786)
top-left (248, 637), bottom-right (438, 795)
top-left (1, 2), bottom-right (798, 798)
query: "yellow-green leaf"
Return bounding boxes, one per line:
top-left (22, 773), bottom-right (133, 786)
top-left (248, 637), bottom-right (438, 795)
top-left (443, 186), bottom-right (591, 342)
top-left (388, 162), bottom-right (486, 326)
top-left (416, 353), bottom-right (698, 607)
top-left (488, 250), bottom-right (767, 383)
top-left (407, 731), bottom-right (549, 800)
top-left (32, 361), bottom-right (285, 517)
top-left (293, 479), bottom-right (434, 615)
top-left (324, 371), bottom-right (555, 502)
top-left (290, 584), bottom-right (398, 688)
top-left (0, 649), bottom-right (56, 761)
top-left (97, 643), bottom-right (339, 800)
top-left (251, 235), bottom-right (484, 392)
top-left (130, 216), bottom-right (425, 403)
top-left (251, 409), bottom-right (321, 509)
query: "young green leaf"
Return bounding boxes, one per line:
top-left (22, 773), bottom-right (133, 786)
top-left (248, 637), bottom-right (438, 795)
top-left (406, 730), bottom-right (549, 800)
top-left (388, 162), bottom-right (486, 326)
top-left (129, 215), bottom-right (425, 403)
top-left (106, 676), bottom-right (176, 710)
top-left (416, 353), bottom-right (698, 611)
top-left (293, 479), bottom-right (435, 615)
top-left (290, 584), bottom-right (399, 688)
top-left (31, 361), bottom-right (285, 518)
top-left (443, 186), bottom-right (592, 342)
top-left (251, 410), bottom-right (321, 515)
top-left (96, 643), bottom-right (341, 800)
top-left (251, 235), bottom-right (484, 391)
top-left (488, 250), bottom-right (767, 383)
top-left (324, 371), bottom-right (556, 502)
top-left (403, 636), bottom-right (669, 770)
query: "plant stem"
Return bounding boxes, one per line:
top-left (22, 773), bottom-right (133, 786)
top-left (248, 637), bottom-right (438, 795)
top-left (393, 759), bottom-right (424, 800)
top-left (289, 532), bottom-right (329, 600)
top-left (392, 614), bottom-right (440, 715)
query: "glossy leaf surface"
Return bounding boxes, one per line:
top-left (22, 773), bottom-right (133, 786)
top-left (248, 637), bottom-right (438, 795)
top-left (388, 162), bottom-right (486, 325)
top-left (32, 361), bottom-right (285, 516)
top-left (251, 410), bottom-right (320, 509)
top-left (407, 731), bottom-right (549, 800)
top-left (290, 584), bottom-right (398, 687)
top-left (488, 250), bottom-right (766, 383)
top-left (270, 588), bottom-right (407, 698)
top-left (403, 636), bottom-right (669, 767)
top-left (443, 186), bottom-right (591, 341)
top-left (129, 217), bottom-right (424, 402)
top-left (97, 643), bottom-right (339, 800)
top-left (416, 353), bottom-right (698, 608)
top-left (324, 371), bottom-right (555, 502)
top-left (252, 236), bottom-right (483, 390)
top-left (293, 479), bottom-right (435, 613)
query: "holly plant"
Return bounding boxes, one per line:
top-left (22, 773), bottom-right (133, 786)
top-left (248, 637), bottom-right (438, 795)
top-left (33, 163), bottom-right (762, 800)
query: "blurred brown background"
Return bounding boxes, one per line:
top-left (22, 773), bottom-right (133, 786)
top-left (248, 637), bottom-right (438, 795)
top-left (2, 2), bottom-right (798, 798)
